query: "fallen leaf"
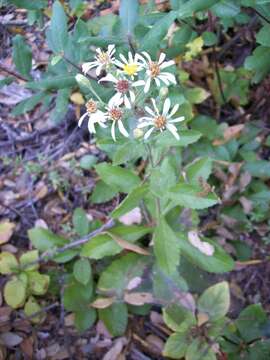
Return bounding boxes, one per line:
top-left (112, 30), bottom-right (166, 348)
top-left (239, 196), bottom-right (253, 214)
top-left (213, 124), bottom-right (245, 146)
top-left (0, 332), bottom-right (23, 348)
top-left (119, 207), bottom-right (142, 226)
top-left (107, 232), bottom-right (149, 256)
top-left (34, 182), bottom-right (48, 201)
top-left (0, 221), bottom-right (15, 245)
top-left (188, 230), bottom-right (215, 256)
top-left (124, 292), bottom-right (153, 306)
top-left (146, 335), bottom-right (164, 355)
top-left (102, 337), bottom-right (127, 360)
top-left (91, 297), bottom-right (115, 309)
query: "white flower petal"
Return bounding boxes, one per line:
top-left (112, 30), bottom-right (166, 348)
top-left (163, 98), bottom-right (171, 116)
top-left (137, 121), bottom-right (153, 128)
top-left (151, 98), bottom-right (159, 115)
top-left (128, 51), bottom-right (133, 63)
top-left (144, 77), bottom-right (151, 93)
top-left (111, 121), bottom-right (116, 142)
top-left (166, 123), bottom-right (179, 140)
top-left (160, 60), bottom-right (175, 69)
top-left (96, 64), bottom-right (103, 76)
top-left (118, 120), bottom-right (129, 138)
top-left (133, 80), bottom-right (145, 87)
top-left (155, 77), bottom-right (161, 87)
top-left (144, 127), bottom-right (155, 139)
top-left (124, 95), bottom-right (131, 109)
top-left (161, 72), bottom-right (177, 84)
top-left (120, 53), bottom-right (128, 64)
top-left (78, 112), bottom-right (88, 127)
top-left (108, 44), bottom-right (115, 56)
top-left (114, 59), bottom-right (124, 68)
top-left (129, 90), bottom-right (135, 103)
top-left (169, 116), bottom-right (185, 123)
top-left (158, 52), bottom-right (166, 64)
top-left (110, 92), bottom-right (123, 106)
top-left (88, 119), bottom-right (96, 134)
top-left (142, 51), bottom-right (152, 64)
top-left (138, 116), bottom-right (153, 122)
top-left (168, 104), bottom-right (179, 118)
top-left (158, 75), bottom-right (170, 86)
top-left (99, 73), bottom-right (118, 83)
top-left (145, 106), bottom-right (156, 117)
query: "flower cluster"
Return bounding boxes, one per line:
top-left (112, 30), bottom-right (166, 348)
top-left (78, 45), bottom-right (184, 141)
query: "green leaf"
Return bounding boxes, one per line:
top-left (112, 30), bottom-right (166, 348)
top-left (198, 281), bottom-right (230, 321)
top-left (9, 0), bottom-right (46, 9)
top-left (163, 303), bottom-right (196, 332)
top-left (95, 163), bottom-right (140, 193)
top-left (28, 271), bottom-right (50, 295)
top-left (211, 0), bottom-right (240, 17)
top-left (19, 250), bottom-right (39, 271)
top-left (98, 253), bottom-right (148, 297)
top-left (72, 208), bottom-right (90, 237)
top-left (111, 184), bottom-right (148, 218)
top-left (176, 232), bottom-right (234, 273)
top-left (0, 252), bottom-right (18, 274)
top-left (167, 183), bottom-right (219, 210)
top-left (202, 31), bottom-right (218, 46)
top-left (98, 302), bottom-right (128, 337)
top-left (80, 234), bottom-right (122, 259)
top-left (73, 258), bottom-right (92, 285)
top-left (154, 218), bottom-right (180, 275)
top-left (163, 332), bottom-right (189, 359)
top-left (74, 308), bottom-right (96, 332)
top-left (63, 277), bottom-right (93, 311)
top-left (150, 157), bottom-right (177, 198)
top-left (26, 76), bottom-right (76, 91)
top-left (140, 11), bottom-right (177, 53)
top-left (257, 25), bottom-right (270, 46)
top-left (186, 339), bottom-right (216, 360)
top-left (12, 35), bottom-right (32, 78)
top-left (178, 0), bottom-right (221, 18)
top-left (111, 225), bottom-right (152, 242)
top-left (24, 296), bottom-right (43, 323)
top-left (185, 157), bottom-right (212, 185)
top-left (50, 88), bottom-right (70, 123)
top-left (80, 155), bottom-right (97, 170)
top-left (46, 1), bottom-right (68, 53)
top-left (245, 46), bottom-right (270, 83)
top-left (4, 276), bottom-right (27, 309)
top-left (120, 0), bottom-right (139, 35)
top-left (90, 180), bottom-right (118, 204)
top-left (157, 130), bottom-right (202, 148)
top-left (236, 304), bottom-right (267, 342)
top-left (28, 227), bottom-right (68, 252)
top-left (244, 160), bottom-right (270, 179)
top-left (112, 142), bottom-right (145, 165)
top-left (11, 92), bottom-right (46, 116)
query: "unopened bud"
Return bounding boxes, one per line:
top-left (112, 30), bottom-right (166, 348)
top-left (133, 128), bottom-right (144, 139)
top-left (159, 86), bottom-right (169, 98)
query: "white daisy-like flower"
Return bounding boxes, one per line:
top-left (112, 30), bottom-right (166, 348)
top-left (114, 51), bottom-right (144, 79)
top-left (105, 97), bottom-right (129, 142)
top-left (140, 52), bottom-right (177, 93)
top-left (82, 44), bottom-right (116, 76)
top-left (138, 98), bottom-right (185, 140)
top-left (78, 99), bottom-right (107, 134)
top-left (99, 73), bottom-right (144, 109)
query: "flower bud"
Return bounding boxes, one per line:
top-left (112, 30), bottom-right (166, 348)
top-left (133, 128), bottom-right (144, 139)
top-left (159, 86), bottom-right (169, 98)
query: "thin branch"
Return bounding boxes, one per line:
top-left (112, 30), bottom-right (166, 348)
top-left (0, 61), bottom-right (27, 82)
top-left (253, 8), bottom-right (270, 25)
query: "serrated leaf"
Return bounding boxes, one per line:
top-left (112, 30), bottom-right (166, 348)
top-left (46, 1), bottom-right (68, 53)
top-left (186, 339), bottom-right (216, 360)
top-left (154, 218), bottom-right (180, 275)
top-left (163, 332), bottom-right (189, 359)
top-left (81, 233), bottom-right (122, 259)
top-left (72, 208), bottom-right (90, 237)
top-left (163, 303), bottom-right (196, 332)
top-left (28, 227), bottom-right (68, 251)
top-left (63, 277), bottom-right (93, 312)
top-left (111, 184), bottom-right (148, 218)
top-left (4, 276), bottom-right (27, 309)
top-left (120, 0), bottom-right (139, 35)
top-left (185, 157), bottom-right (212, 185)
top-left (113, 142), bottom-right (145, 165)
top-left (178, 0), bottom-right (221, 18)
top-left (157, 130), bottom-right (202, 147)
top-left (95, 163), bottom-right (140, 193)
top-left (73, 258), bottom-right (92, 285)
top-left (12, 35), bottom-right (32, 78)
top-left (98, 302), bottom-right (128, 337)
top-left (28, 271), bottom-right (50, 295)
top-left (198, 281), bottom-right (230, 321)
top-left (0, 252), bottom-right (19, 274)
top-left (11, 92), bottom-right (46, 116)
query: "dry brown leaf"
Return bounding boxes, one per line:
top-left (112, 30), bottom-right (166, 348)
top-left (197, 312), bottom-right (209, 326)
top-left (0, 221), bottom-right (15, 245)
top-left (0, 332), bottom-right (23, 348)
top-left (102, 337), bottom-right (127, 360)
top-left (213, 124), bottom-right (245, 146)
top-left (124, 292), bottom-right (153, 306)
top-left (239, 196), bottom-right (253, 214)
top-left (146, 335), bottom-right (164, 355)
top-left (188, 230), bottom-right (215, 256)
top-left (107, 232), bottom-right (149, 256)
top-left (239, 171), bottom-right (252, 191)
top-left (91, 297), bottom-right (115, 309)
top-left (34, 182), bottom-right (48, 201)
top-left (20, 337), bottom-right (33, 359)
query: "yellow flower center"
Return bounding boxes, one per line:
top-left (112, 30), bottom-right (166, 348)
top-left (154, 115), bottom-right (166, 129)
top-left (109, 108), bottom-right (123, 121)
top-left (123, 63), bottom-right (139, 76)
top-left (86, 99), bottom-right (97, 113)
top-left (98, 52), bottom-right (110, 64)
top-left (149, 62), bottom-right (160, 78)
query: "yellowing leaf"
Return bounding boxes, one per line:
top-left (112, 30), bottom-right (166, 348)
top-left (70, 92), bottom-right (85, 105)
top-left (108, 232), bottom-right (150, 256)
top-left (28, 272), bottom-right (50, 295)
top-left (4, 276), bottom-right (27, 309)
top-left (213, 124), bottom-right (245, 146)
top-left (91, 297), bottom-right (115, 309)
top-left (188, 230), bottom-right (214, 256)
top-left (24, 296), bottom-right (44, 324)
top-left (0, 252), bottom-right (18, 274)
top-left (0, 221), bottom-right (15, 244)
top-left (124, 292), bottom-right (153, 306)
top-left (184, 37), bottom-right (204, 61)
top-left (19, 250), bottom-right (39, 271)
